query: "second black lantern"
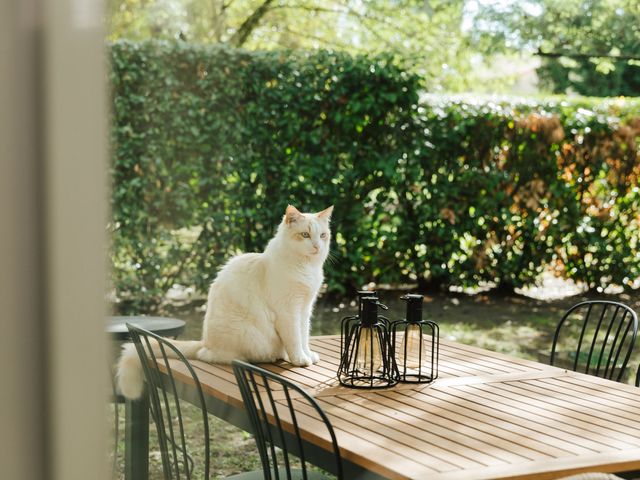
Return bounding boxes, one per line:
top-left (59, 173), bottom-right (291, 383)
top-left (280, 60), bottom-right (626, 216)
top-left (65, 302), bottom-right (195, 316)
top-left (391, 294), bottom-right (439, 384)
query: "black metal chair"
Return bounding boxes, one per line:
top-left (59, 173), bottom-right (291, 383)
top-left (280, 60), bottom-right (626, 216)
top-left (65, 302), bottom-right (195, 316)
top-left (109, 362), bottom-right (123, 475)
top-left (127, 325), bottom-right (260, 479)
top-left (636, 363), bottom-right (639, 388)
top-left (109, 317), bottom-right (186, 477)
top-left (550, 301), bottom-right (638, 382)
top-left (232, 360), bottom-right (343, 480)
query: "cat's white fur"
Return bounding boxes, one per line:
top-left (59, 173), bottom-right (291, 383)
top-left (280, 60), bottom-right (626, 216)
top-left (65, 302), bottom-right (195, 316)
top-left (117, 205), bottom-right (333, 399)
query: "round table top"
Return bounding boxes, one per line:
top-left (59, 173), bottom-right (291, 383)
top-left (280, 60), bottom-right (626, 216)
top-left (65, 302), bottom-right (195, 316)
top-left (107, 316), bottom-right (186, 341)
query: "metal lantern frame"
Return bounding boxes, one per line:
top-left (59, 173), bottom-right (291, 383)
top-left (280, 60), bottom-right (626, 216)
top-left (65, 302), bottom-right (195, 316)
top-left (390, 294), bottom-right (440, 384)
top-left (339, 291), bottom-right (389, 365)
top-left (338, 293), bottom-right (398, 389)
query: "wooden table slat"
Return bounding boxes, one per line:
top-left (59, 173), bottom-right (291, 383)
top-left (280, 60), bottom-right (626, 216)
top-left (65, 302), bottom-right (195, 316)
top-left (549, 374), bottom-right (640, 402)
top-left (289, 398), bottom-right (437, 479)
top-left (514, 378), bottom-right (640, 425)
top-left (475, 381), bottom-right (640, 443)
top-left (395, 388), bottom-right (599, 456)
top-left (317, 395), bottom-right (466, 473)
top-left (454, 382), bottom-right (637, 450)
top-left (143, 334), bottom-right (640, 480)
top-left (340, 392), bottom-right (534, 464)
top-left (368, 390), bottom-right (552, 462)
top-left (537, 377), bottom-right (640, 412)
top-left (380, 389), bottom-right (567, 459)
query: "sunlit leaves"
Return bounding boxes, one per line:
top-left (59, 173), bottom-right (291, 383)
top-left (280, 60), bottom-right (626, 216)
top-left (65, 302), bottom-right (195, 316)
top-left (471, 0), bottom-right (640, 95)
top-left (109, 41), bottom-right (640, 312)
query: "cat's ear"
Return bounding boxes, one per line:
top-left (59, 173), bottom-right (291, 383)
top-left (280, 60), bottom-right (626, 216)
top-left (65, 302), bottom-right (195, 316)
top-left (285, 205), bottom-right (303, 225)
top-left (317, 205), bottom-right (334, 220)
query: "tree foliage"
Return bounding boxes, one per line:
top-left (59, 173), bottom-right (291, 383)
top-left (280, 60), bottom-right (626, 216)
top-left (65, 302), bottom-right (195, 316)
top-left (107, 0), bottom-right (486, 92)
top-left (472, 0), bottom-right (640, 96)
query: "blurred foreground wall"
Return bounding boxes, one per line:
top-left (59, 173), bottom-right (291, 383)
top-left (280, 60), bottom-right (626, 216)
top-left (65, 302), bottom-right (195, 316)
top-left (0, 1), bottom-right (108, 479)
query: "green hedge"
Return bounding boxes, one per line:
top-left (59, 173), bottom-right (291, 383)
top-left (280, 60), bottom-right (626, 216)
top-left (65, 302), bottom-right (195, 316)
top-left (109, 40), bottom-right (640, 312)
top-left (395, 96), bottom-right (640, 292)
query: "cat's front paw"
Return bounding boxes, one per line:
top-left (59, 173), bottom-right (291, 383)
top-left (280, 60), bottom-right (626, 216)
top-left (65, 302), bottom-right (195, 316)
top-left (308, 351), bottom-right (320, 364)
top-left (289, 353), bottom-right (312, 367)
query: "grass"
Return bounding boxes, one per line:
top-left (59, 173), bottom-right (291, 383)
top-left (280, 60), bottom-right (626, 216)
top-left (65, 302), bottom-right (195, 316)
top-left (110, 281), bottom-right (640, 479)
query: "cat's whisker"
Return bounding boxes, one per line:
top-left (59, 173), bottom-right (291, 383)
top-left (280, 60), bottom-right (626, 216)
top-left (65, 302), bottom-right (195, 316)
top-left (325, 251), bottom-right (339, 265)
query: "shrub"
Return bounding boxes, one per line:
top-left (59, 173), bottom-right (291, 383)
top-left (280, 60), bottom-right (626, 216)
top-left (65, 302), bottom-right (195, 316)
top-left (405, 96), bottom-right (640, 292)
top-left (109, 40), bottom-right (420, 310)
top-left (109, 40), bottom-right (640, 312)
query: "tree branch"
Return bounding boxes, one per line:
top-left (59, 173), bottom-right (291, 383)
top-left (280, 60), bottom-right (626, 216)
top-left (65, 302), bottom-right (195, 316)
top-left (356, 15), bottom-right (401, 51)
top-left (277, 25), bottom-right (353, 50)
top-left (272, 3), bottom-right (421, 37)
top-left (536, 48), bottom-right (640, 62)
top-left (212, 0), bottom-right (231, 42)
top-left (271, 4), bottom-right (403, 52)
top-left (228, 0), bottom-right (275, 47)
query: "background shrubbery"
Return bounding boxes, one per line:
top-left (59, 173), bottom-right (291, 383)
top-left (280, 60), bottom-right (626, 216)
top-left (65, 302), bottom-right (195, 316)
top-left (109, 40), bottom-right (640, 312)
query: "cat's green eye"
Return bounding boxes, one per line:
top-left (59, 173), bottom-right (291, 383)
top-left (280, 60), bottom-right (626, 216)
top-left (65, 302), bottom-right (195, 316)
top-left (301, 232), bottom-right (310, 238)
top-left (320, 233), bottom-right (327, 239)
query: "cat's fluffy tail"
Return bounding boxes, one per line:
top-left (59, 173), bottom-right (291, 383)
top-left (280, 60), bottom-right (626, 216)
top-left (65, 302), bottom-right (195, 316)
top-left (116, 339), bottom-right (203, 400)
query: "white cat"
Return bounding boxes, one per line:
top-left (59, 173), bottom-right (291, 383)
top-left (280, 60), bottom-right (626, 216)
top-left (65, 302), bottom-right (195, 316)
top-left (117, 204), bottom-right (333, 399)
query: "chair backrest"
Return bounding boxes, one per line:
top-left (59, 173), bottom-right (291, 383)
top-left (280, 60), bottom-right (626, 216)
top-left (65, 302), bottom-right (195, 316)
top-left (232, 360), bottom-right (343, 480)
top-left (550, 301), bottom-right (638, 382)
top-left (127, 324), bottom-right (209, 479)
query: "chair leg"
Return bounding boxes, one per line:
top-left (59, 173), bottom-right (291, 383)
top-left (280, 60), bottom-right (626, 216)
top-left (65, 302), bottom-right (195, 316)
top-left (125, 393), bottom-right (149, 480)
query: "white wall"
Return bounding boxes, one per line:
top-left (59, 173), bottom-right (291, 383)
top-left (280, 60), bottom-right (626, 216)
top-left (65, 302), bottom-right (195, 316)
top-left (0, 1), bottom-right (109, 479)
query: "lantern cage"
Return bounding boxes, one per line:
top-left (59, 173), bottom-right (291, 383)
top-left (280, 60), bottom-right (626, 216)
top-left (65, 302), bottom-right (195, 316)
top-left (339, 291), bottom-right (389, 359)
top-left (391, 294), bottom-right (439, 384)
top-left (338, 293), bottom-right (398, 389)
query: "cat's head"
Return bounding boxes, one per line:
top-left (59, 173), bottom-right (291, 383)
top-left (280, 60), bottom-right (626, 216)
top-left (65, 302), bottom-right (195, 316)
top-left (279, 205), bottom-right (333, 260)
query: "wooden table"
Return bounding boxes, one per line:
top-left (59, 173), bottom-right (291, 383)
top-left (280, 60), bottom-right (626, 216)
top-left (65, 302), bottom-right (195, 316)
top-left (125, 335), bottom-right (640, 480)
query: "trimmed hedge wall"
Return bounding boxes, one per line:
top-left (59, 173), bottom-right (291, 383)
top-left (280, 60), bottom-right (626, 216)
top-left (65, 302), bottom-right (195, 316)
top-left (398, 96), bottom-right (640, 292)
top-left (109, 40), bottom-right (640, 312)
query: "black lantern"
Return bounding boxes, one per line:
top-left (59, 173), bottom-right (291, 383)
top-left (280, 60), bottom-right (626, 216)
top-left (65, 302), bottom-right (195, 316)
top-left (391, 294), bottom-right (439, 384)
top-left (339, 291), bottom-right (388, 348)
top-left (338, 294), bottom-right (398, 389)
